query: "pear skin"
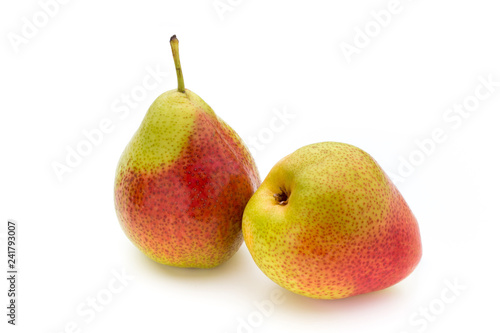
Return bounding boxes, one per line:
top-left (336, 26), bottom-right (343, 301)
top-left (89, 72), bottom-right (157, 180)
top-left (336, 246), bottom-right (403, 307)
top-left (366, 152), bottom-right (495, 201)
top-left (115, 36), bottom-right (260, 268)
top-left (243, 142), bottom-right (422, 299)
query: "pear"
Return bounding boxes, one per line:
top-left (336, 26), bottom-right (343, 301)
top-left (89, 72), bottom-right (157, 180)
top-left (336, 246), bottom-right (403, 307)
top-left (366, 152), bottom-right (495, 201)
top-left (242, 142), bottom-right (422, 299)
top-left (115, 36), bottom-right (260, 268)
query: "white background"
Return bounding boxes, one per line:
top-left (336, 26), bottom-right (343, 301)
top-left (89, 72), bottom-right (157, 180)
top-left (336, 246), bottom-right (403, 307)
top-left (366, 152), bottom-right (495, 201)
top-left (1, 0), bottom-right (499, 332)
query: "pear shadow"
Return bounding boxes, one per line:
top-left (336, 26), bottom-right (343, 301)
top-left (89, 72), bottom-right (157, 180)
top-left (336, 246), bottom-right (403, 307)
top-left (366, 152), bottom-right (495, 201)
top-left (278, 283), bottom-right (407, 315)
top-left (128, 244), bottom-right (252, 282)
top-left (127, 243), bottom-right (409, 316)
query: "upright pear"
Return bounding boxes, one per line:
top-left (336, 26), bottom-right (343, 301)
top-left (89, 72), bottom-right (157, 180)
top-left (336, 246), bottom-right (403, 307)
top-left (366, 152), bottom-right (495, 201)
top-left (115, 36), bottom-right (260, 268)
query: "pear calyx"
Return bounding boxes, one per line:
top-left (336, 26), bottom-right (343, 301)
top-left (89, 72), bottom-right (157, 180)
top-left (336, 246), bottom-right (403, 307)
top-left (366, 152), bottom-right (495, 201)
top-left (273, 188), bottom-right (289, 205)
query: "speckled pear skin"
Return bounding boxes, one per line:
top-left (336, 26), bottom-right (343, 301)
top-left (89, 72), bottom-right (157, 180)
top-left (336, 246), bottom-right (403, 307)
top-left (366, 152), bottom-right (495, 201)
top-left (242, 142), bottom-right (421, 299)
top-left (115, 89), bottom-right (260, 268)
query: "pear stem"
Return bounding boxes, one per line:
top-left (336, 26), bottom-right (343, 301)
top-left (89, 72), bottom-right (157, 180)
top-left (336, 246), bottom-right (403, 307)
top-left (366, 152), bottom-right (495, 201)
top-left (170, 35), bottom-right (185, 93)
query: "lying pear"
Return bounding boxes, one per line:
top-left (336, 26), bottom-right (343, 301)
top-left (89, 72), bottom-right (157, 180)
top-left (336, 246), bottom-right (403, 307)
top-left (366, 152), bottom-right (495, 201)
top-left (243, 142), bottom-right (422, 299)
top-left (115, 35), bottom-right (260, 268)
